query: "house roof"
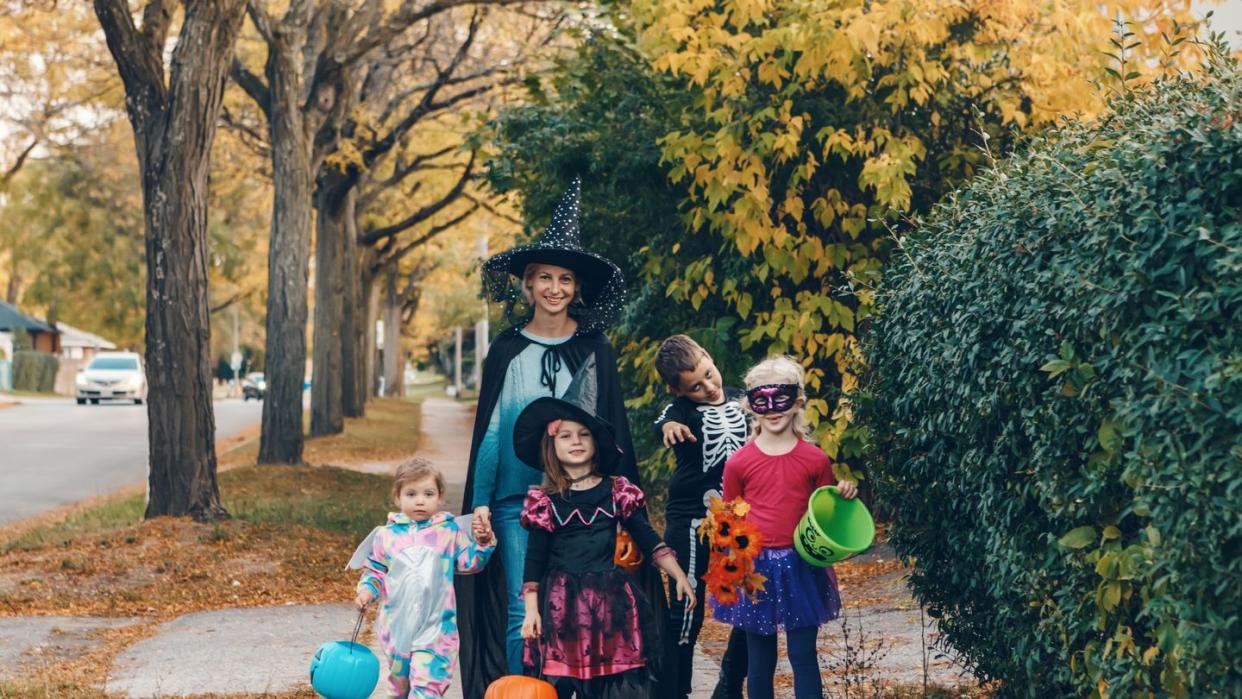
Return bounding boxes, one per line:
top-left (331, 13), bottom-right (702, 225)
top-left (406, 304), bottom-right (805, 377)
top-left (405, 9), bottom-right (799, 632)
top-left (0, 301), bottom-right (55, 333)
top-left (56, 322), bottom-right (117, 349)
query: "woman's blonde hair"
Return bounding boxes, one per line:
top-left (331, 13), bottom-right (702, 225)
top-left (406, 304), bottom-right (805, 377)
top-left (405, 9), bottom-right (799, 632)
top-left (742, 355), bottom-right (812, 440)
top-left (539, 421), bottom-right (597, 495)
top-left (391, 458), bottom-right (445, 501)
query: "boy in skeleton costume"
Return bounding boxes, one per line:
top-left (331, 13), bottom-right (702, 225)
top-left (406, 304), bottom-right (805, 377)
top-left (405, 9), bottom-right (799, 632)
top-left (652, 336), bottom-right (749, 699)
top-left (352, 460), bottom-right (495, 699)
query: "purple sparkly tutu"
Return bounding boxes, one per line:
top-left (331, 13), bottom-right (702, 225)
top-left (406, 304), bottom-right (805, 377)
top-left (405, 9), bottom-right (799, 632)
top-left (711, 546), bottom-right (841, 635)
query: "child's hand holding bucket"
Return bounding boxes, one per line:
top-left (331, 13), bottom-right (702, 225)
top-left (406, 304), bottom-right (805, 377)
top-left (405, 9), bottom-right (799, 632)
top-left (793, 485), bottom-right (874, 567)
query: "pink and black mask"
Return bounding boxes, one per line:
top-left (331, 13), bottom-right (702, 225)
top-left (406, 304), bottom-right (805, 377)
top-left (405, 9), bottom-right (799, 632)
top-left (745, 383), bottom-right (800, 414)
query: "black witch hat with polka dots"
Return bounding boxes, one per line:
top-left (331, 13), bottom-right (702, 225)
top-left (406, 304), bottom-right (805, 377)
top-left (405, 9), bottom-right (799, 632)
top-left (482, 176), bottom-right (626, 332)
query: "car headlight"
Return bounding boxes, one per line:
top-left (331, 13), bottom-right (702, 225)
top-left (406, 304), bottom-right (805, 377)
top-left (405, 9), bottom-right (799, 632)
top-left (76, 373), bottom-right (87, 386)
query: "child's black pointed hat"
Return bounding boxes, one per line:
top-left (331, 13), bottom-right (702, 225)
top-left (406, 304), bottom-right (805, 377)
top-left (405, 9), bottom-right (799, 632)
top-left (512, 354), bottom-right (622, 473)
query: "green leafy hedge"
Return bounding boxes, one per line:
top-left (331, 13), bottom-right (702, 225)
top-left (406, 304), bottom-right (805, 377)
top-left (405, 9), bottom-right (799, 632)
top-left (13, 350), bottom-right (59, 393)
top-left (861, 57), bottom-right (1241, 696)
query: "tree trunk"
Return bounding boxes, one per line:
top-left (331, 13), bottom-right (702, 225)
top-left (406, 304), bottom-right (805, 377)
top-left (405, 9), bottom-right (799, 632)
top-left (363, 266), bottom-right (382, 399)
top-left (341, 201), bottom-right (365, 418)
top-left (310, 171), bottom-right (352, 436)
top-left (93, 0), bottom-right (247, 519)
top-left (258, 34), bottom-right (313, 465)
top-left (5, 269), bottom-right (20, 306)
top-left (382, 265), bottom-right (404, 398)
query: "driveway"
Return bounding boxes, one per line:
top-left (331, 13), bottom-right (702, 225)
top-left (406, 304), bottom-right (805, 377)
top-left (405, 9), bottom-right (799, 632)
top-left (0, 396), bottom-right (262, 525)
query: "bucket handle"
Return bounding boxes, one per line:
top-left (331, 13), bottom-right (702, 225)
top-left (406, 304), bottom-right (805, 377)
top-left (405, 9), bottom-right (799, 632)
top-left (349, 606), bottom-right (366, 653)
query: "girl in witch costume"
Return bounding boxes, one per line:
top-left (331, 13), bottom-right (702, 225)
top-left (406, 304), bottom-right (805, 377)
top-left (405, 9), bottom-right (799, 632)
top-left (514, 371), bottom-right (695, 698)
top-left (456, 177), bottom-right (650, 697)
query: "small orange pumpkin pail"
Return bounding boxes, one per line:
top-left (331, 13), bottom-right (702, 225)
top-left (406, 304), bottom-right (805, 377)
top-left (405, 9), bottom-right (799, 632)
top-left (484, 674), bottom-right (556, 699)
top-left (614, 528), bottom-right (644, 574)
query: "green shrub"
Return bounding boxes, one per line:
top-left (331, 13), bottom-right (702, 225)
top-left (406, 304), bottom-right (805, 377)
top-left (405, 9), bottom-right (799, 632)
top-left (13, 350), bottom-right (59, 393)
top-left (860, 56), bottom-right (1241, 697)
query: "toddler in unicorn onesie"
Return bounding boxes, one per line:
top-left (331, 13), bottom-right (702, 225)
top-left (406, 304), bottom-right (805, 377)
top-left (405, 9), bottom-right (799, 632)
top-left (352, 459), bottom-right (495, 698)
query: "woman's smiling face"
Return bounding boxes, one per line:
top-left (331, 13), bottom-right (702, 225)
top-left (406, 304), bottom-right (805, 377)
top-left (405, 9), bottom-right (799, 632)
top-left (524, 263), bottom-right (578, 317)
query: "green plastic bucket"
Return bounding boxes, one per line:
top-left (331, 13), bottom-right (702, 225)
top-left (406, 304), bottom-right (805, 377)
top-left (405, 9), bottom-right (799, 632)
top-left (794, 486), bottom-right (875, 567)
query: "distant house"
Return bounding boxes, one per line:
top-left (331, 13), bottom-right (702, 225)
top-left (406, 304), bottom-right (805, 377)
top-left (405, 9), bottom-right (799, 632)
top-left (56, 322), bottom-right (117, 361)
top-left (0, 301), bottom-right (60, 359)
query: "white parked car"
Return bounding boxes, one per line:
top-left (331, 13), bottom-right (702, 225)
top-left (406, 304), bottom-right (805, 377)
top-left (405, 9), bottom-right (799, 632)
top-left (75, 351), bottom-right (147, 405)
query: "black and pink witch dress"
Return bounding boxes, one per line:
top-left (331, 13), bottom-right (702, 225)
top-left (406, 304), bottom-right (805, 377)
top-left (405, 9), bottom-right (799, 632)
top-left (520, 475), bottom-right (671, 695)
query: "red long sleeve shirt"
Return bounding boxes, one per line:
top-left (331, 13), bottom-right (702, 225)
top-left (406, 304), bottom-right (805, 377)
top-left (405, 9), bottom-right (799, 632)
top-left (722, 440), bottom-right (835, 548)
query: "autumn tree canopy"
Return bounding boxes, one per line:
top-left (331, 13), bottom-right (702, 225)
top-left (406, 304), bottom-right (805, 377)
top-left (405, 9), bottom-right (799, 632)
top-left (627, 0), bottom-right (1204, 469)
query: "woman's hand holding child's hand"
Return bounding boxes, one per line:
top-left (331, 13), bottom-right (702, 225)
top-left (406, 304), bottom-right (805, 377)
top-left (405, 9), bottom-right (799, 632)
top-left (521, 612), bottom-right (542, 640)
top-left (836, 480), bottom-right (859, 499)
top-left (355, 588), bottom-right (374, 611)
top-left (661, 421), bottom-right (696, 448)
top-left (472, 516), bottom-right (495, 547)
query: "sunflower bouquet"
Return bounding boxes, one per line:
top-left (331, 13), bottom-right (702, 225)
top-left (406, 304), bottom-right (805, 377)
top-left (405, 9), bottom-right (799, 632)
top-left (698, 496), bottom-right (766, 605)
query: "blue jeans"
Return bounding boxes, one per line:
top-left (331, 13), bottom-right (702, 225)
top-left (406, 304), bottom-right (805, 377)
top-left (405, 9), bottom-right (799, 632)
top-left (491, 496), bottom-right (529, 675)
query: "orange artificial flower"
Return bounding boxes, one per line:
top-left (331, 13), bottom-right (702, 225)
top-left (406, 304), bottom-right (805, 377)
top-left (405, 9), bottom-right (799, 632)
top-left (704, 553), bottom-right (745, 587)
top-left (711, 580), bottom-right (740, 606)
top-left (728, 519), bottom-right (763, 560)
top-left (711, 517), bottom-right (737, 550)
top-left (718, 554), bottom-right (751, 581)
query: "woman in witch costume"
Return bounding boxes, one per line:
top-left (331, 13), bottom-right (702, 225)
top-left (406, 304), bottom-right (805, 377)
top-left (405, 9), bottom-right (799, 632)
top-left (456, 177), bottom-right (646, 697)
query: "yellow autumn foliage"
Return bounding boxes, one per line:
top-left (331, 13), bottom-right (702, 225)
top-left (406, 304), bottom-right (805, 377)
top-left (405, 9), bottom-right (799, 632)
top-left (630, 0), bottom-right (1208, 459)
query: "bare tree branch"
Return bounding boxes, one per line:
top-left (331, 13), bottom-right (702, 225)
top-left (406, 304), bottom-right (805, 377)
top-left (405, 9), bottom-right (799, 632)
top-left (0, 139), bottom-right (38, 186)
top-left (220, 107), bottom-right (272, 158)
top-left (245, 1), bottom-right (276, 44)
top-left (359, 150), bottom-right (476, 245)
top-left (387, 202), bottom-right (479, 264)
top-left (93, 0), bottom-right (167, 125)
top-left (464, 192), bottom-right (524, 226)
top-left (230, 59), bottom-right (271, 119)
top-left (210, 287), bottom-right (260, 314)
top-left (357, 144), bottom-right (456, 207)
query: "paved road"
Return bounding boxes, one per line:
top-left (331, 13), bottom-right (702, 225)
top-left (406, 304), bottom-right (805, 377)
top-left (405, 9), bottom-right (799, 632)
top-left (0, 396), bottom-right (262, 525)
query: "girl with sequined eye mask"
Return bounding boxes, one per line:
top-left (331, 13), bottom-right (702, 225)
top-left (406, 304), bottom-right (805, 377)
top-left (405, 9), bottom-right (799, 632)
top-left (715, 356), bottom-right (859, 699)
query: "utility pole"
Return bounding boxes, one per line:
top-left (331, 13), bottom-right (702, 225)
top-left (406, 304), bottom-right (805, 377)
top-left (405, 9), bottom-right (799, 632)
top-left (454, 325), bottom-right (463, 395)
top-left (230, 304), bottom-right (242, 397)
top-left (473, 230), bottom-right (489, 388)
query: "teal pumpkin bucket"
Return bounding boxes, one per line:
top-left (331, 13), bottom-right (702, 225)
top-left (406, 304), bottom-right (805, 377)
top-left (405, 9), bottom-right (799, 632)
top-left (794, 486), bottom-right (875, 567)
top-left (309, 640), bottom-right (379, 699)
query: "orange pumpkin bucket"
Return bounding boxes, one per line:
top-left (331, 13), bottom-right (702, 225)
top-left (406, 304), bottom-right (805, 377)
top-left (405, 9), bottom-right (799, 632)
top-left (484, 674), bottom-right (557, 699)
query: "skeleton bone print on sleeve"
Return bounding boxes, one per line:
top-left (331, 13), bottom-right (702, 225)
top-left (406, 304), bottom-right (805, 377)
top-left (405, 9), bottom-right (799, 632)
top-left (698, 401), bottom-right (749, 472)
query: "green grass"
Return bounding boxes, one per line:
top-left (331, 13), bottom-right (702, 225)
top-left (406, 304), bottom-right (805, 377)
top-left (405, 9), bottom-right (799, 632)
top-left (1, 465), bottom-right (392, 554)
top-left (1, 494), bottom-right (145, 552)
top-left (402, 378), bottom-right (448, 403)
top-left (220, 465), bottom-right (390, 537)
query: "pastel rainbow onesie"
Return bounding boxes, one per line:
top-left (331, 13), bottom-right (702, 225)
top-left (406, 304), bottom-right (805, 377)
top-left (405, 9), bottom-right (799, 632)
top-left (352, 511), bottom-right (494, 698)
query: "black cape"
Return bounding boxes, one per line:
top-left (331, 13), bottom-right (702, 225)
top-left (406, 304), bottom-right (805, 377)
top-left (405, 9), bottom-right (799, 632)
top-left (456, 327), bottom-right (670, 698)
